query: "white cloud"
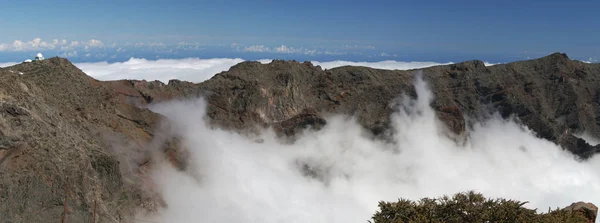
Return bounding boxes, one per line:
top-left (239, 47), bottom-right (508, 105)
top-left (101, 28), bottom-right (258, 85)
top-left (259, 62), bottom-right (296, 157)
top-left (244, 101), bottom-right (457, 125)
top-left (324, 51), bottom-right (346, 56)
top-left (574, 132), bottom-right (600, 146)
top-left (241, 44), bottom-right (322, 55)
top-left (88, 39), bottom-right (104, 47)
top-left (9, 38), bottom-right (57, 51)
top-left (175, 42), bottom-right (206, 51)
top-left (0, 38), bottom-right (109, 52)
top-left (256, 59), bottom-right (274, 64)
top-left (12, 40), bottom-right (25, 51)
top-left (76, 57), bottom-right (246, 83)
top-left (313, 60), bottom-right (498, 70)
top-left (134, 74), bottom-right (600, 223)
top-left (313, 60), bottom-right (453, 70)
top-left (0, 62), bottom-right (18, 68)
top-left (343, 44), bottom-right (376, 49)
top-left (243, 45), bottom-right (270, 52)
top-left (275, 44), bottom-right (293, 53)
top-left (61, 51), bottom-right (79, 58)
top-left (31, 38), bottom-right (41, 47)
top-left (582, 57), bottom-right (597, 63)
top-left (379, 52), bottom-right (397, 57)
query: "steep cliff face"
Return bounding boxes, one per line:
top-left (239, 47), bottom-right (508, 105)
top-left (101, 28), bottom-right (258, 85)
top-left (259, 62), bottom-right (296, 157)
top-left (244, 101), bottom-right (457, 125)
top-left (120, 53), bottom-right (600, 158)
top-left (420, 53), bottom-right (600, 158)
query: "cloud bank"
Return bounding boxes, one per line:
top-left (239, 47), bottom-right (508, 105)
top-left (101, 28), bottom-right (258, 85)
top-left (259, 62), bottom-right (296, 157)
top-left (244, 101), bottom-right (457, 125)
top-left (135, 75), bottom-right (600, 223)
top-left (240, 44), bottom-right (325, 56)
top-left (313, 60), bottom-right (454, 70)
top-left (0, 37), bottom-right (105, 52)
top-left (313, 60), bottom-right (497, 70)
top-left (76, 57), bottom-right (247, 83)
top-left (0, 62), bottom-right (17, 68)
top-left (74, 57), bottom-right (464, 84)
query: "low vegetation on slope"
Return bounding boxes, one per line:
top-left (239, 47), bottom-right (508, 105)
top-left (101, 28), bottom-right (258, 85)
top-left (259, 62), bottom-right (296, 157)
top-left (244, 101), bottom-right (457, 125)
top-left (370, 191), bottom-right (596, 223)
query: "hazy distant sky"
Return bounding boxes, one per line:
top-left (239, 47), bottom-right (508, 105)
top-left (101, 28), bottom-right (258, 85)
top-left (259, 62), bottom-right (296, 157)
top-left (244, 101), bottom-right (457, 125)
top-left (1, 0), bottom-right (598, 63)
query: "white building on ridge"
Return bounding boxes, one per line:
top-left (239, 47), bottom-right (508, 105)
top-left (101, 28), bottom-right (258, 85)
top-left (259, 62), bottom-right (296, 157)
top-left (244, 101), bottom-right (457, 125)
top-left (35, 53), bottom-right (44, 61)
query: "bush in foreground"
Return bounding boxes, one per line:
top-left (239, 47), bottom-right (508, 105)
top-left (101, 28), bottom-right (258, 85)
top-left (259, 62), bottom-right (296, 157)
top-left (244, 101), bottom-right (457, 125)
top-left (370, 191), bottom-right (593, 223)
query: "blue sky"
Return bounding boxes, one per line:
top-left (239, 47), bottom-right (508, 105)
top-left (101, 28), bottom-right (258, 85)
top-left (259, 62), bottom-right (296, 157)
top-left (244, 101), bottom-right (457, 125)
top-left (0, 0), bottom-right (598, 63)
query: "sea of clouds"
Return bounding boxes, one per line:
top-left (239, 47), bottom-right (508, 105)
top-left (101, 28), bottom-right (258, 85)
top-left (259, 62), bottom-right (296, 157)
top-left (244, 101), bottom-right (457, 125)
top-left (129, 73), bottom-right (600, 223)
top-left (72, 58), bottom-right (471, 83)
top-left (0, 62), bottom-right (17, 68)
top-left (2, 57), bottom-right (481, 83)
top-left (2, 57), bottom-right (598, 223)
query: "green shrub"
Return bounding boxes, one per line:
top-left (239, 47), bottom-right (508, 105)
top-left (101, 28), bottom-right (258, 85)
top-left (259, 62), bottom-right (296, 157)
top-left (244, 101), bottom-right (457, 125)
top-left (370, 191), bottom-right (590, 223)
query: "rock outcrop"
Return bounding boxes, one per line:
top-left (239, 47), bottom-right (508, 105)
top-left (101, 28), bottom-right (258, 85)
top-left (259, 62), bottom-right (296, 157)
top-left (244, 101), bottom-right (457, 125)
top-left (0, 53), bottom-right (599, 222)
top-left (564, 202), bottom-right (599, 223)
top-left (119, 53), bottom-right (600, 159)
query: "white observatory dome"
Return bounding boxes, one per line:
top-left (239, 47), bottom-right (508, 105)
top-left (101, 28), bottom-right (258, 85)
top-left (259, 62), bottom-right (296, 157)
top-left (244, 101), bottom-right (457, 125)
top-left (35, 53), bottom-right (44, 61)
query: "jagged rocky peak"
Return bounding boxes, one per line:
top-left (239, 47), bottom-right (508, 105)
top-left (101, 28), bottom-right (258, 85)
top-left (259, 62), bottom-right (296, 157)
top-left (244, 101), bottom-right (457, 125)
top-left (449, 59), bottom-right (488, 70)
top-left (546, 52), bottom-right (570, 60)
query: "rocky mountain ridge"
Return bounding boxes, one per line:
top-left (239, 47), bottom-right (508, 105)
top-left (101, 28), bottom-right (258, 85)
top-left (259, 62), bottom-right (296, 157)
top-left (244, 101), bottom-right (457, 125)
top-left (117, 52), bottom-right (600, 158)
top-left (0, 53), bottom-right (598, 222)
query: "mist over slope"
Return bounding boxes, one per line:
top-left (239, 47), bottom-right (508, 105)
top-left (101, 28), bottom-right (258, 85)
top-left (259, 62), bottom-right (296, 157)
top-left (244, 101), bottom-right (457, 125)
top-left (136, 74), bottom-right (600, 223)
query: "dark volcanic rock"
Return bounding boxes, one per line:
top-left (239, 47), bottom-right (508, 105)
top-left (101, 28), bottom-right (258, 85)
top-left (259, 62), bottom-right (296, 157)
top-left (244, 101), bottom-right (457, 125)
top-left (563, 201), bottom-right (598, 222)
top-left (120, 53), bottom-right (600, 159)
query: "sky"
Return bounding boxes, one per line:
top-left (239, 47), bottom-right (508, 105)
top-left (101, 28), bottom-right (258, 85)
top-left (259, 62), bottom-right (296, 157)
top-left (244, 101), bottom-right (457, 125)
top-left (0, 0), bottom-right (598, 63)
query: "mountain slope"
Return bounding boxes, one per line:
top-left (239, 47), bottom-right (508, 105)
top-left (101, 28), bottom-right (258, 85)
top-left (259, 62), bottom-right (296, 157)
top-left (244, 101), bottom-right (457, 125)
top-left (0, 58), bottom-right (178, 222)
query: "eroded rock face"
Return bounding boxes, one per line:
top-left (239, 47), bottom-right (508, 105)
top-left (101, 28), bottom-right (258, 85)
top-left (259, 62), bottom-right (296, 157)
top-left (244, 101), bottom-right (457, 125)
top-left (120, 53), bottom-right (600, 159)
